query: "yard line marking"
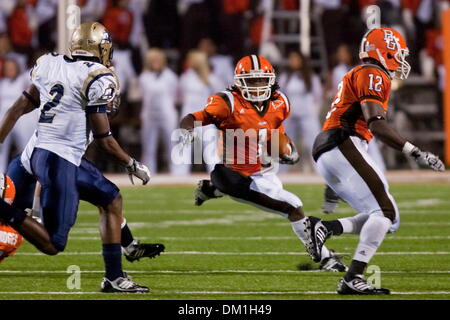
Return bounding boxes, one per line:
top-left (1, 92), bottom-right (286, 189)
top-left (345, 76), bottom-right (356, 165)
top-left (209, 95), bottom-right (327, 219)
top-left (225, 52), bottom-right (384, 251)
top-left (14, 251), bottom-right (450, 256)
top-left (0, 291), bottom-right (448, 295)
top-left (69, 221), bottom-right (450, 232)
top-left (0, 270), bottom-right (449, 275)
top-left (67, 235), bottom-right (450, 241)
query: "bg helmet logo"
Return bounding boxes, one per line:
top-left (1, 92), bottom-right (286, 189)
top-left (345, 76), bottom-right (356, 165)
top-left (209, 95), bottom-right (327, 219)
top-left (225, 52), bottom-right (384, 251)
top-left (383, 29), bottom-right (398, 50)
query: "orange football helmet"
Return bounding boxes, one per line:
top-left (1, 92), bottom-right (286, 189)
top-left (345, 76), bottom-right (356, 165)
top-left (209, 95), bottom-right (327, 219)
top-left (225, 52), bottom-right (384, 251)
top-left (234, 55), bottom-right (276, 102)
top-left (359, 27), bottom-right (411, 80)
top-left (0, 174), bottom-right (15, 205)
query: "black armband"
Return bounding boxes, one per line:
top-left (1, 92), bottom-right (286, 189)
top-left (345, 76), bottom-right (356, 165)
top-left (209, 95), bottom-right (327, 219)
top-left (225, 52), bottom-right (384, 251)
top-left (22, 91), bottom-right (40, 108)
top-left (93, 131), bottom-right (112, 139)
top-left (367, 115), bottom-right (386, 126)
top-left (86, 104), bottom-right (107, 114)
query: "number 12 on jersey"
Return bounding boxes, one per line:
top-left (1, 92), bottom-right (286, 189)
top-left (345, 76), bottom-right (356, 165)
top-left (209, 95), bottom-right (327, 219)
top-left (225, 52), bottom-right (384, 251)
top-left (39, 83), bottom-right (64, 123)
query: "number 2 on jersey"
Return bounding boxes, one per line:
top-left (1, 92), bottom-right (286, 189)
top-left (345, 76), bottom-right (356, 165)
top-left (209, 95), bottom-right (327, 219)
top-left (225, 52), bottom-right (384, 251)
top-left (326, 80), bottom-right (343, 119)
top-left (39, 84), bottom-right (64, 123)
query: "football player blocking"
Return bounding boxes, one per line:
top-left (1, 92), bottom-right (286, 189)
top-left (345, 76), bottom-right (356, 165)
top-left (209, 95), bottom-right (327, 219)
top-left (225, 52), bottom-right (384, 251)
top-left (180, 55), bottom-right (347, 273)
top-left (0, 22), bottom-right (166, 293)
top-left (309, 27), bottom-right (444, 294)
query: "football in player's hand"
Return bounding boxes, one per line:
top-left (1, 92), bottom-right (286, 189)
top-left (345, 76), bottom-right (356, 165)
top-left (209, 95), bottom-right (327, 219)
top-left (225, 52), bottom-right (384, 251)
top-left (278, 133), bottom-right (293, 157)
top-left (268, 133), bottom-right (293, 157)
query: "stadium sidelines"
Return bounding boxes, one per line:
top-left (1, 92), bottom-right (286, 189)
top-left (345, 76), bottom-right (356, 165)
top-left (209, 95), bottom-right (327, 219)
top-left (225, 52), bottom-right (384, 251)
top-left (104, 171), bottom-right (450, 186)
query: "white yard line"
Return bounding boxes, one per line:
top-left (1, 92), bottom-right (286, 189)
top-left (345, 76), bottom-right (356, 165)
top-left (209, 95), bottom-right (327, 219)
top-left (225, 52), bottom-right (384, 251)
top-left (14, 251), bottom-right (450, 256)
top-left (0, 270), bottom-right (449, 275)
top-left (69, 220), bottom-right (450, 231)
top-left (0, 290), bottom-right (448, 295)
top-left (67, 235), bottom-right (450, 241)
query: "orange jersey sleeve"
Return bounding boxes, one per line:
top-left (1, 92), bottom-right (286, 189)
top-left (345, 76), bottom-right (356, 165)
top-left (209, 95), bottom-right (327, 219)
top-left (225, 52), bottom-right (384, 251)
top-left (0, 224), bottom-right (23, 263)
top-left (354, 66), bottom-right (391, 109)
top-left (191, 94), bottom-right (231, 127)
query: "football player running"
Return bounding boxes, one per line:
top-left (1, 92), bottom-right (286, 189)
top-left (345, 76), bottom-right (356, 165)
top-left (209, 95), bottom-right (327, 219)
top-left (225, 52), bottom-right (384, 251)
top-left (180, 55), bottom-right (347, 272)
top-left (2, 133), bottom-right (165, 264)
top-left (310, 27), bottom-right (444, 294)
top-left (0, 22), bottom-right (152, 293)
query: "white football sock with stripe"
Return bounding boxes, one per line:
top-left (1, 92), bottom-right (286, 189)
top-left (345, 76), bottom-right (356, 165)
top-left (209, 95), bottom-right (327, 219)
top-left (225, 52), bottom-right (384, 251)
top-left (338, 212), bottom-right (370, 234)
top-left (353, 213), bottom-right (392, 263)
top-left (291, 218), bottom-right (310, 244)
top-left (291, 218), bottom-right (332, 260)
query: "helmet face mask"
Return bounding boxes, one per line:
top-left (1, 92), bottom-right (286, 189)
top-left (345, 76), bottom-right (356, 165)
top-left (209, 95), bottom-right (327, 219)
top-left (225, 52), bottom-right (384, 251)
top-left (70, 22), bottom-right (113, 66)
top-left (234, 55), bottom-right (276, 103)
top-left (393, 47), bottom-right (410, 80)
top-left (359, 27), bottom-right (411, 80)
top-left (234, 73), bottom-right (275, 102)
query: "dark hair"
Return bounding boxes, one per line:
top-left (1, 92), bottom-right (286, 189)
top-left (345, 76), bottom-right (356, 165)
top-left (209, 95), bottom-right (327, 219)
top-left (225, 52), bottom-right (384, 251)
top-left (286, 50), bottom-right (312, 92)
top-left (227, 82), bottom-right (281, 101)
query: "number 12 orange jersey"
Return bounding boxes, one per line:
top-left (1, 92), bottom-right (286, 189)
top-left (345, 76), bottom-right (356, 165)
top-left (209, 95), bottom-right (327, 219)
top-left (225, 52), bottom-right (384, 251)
top-left (323, 63), bottom-right (391, 142)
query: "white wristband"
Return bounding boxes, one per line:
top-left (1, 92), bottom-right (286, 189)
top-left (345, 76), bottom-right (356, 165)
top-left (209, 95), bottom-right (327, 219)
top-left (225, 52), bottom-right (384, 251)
top-left (402, 141), bottom-right (416, 155)
top-left (126, 158), bottom-right (134, 167)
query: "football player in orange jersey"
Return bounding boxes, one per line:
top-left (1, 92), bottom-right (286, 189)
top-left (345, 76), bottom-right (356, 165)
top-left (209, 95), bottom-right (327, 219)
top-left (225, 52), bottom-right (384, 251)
top-left (0, 174), bottom-right (23, 263)
top-left (180, 55), bottom-right (347, 272)
top-left (309, 28), bottom-right (444, 294)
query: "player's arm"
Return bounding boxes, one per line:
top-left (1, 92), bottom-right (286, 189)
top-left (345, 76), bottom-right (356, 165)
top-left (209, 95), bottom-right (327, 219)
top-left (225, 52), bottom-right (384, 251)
top-left (86, 71), bottom-right (150, 184)
top-left (361, 101), bottom-right (406, 150)
top-left (361, 101), bottom-right (444, 171)
top-left (180, 114), bottom-right (196, 131)
top-left (88, 112), bottom-right (151, 184)
top-left (179, 94), bottom-right (230, 144)
top-left (0, 85), bottom-right (40, 143)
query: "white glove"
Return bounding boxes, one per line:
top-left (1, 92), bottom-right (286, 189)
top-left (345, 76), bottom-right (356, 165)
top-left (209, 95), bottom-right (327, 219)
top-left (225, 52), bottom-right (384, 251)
top-left (125, 158), bottom-right (151, 185)
top-left (179, 129), bottom-right (198, 157)
top-left (403, 142), bottom-right (445, 172)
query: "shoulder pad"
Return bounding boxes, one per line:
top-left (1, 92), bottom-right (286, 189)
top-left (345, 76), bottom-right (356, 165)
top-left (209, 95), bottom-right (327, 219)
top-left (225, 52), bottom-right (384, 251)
top-left (274, 90), bottom-right (290, 113)
top-left (81, 67), bottom-right (117, 100)
top-left (214, 90), bottom-right (234, 113)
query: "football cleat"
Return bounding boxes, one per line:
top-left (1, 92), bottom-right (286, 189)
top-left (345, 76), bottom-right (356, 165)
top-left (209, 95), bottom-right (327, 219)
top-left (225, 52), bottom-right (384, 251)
top-left (101, 273), bottom-right (149, 293)
top-left (308, 216), bottom-right (331, 262)
top-left (194, 180), bottom-right (223, 206)
top-left (123, 240), bottom-right (165, 262)
top-left (337, 275), bottom-right (390, 295)
top-left (301, 217), bottom-right (320, 262)
top-left (320, 251), bottom-right (348, 272)
top-left (322, 186), bottom-right (340, 214)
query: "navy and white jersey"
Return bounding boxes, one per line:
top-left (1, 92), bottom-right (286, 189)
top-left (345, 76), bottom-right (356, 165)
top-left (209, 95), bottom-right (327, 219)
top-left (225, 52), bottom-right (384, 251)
top-left (31, 53), bottom-right (119, 166)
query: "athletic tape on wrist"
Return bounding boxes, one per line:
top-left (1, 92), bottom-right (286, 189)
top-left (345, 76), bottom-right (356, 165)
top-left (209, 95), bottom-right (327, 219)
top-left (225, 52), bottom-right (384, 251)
top-left (402, 141), bottom-right (416, 155)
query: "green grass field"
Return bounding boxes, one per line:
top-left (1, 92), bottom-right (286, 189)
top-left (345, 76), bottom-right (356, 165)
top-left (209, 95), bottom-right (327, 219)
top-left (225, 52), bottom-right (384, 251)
top-left (0, 184), bottom-right (449, 300)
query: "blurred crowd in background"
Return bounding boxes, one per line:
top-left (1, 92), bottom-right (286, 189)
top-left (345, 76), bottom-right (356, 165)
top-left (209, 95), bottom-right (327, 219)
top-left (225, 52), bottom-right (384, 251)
top-left (0, 0), bottom-right (447, 174)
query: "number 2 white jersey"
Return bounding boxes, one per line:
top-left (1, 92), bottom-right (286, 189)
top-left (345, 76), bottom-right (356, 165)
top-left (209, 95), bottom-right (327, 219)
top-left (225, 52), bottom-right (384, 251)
top-left (31, 53), bottom-right (119, 166)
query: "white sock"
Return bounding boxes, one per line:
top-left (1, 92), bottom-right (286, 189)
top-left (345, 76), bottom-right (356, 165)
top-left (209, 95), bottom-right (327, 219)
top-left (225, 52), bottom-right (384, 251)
top-left (321, 245), bottom-right (332, 261)
top-left (291, 218), bottom-right (310, 245)
top-left (353, 214), bottom-right (392, 263)
top-left (338, 212), bottom-right (370, 234)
